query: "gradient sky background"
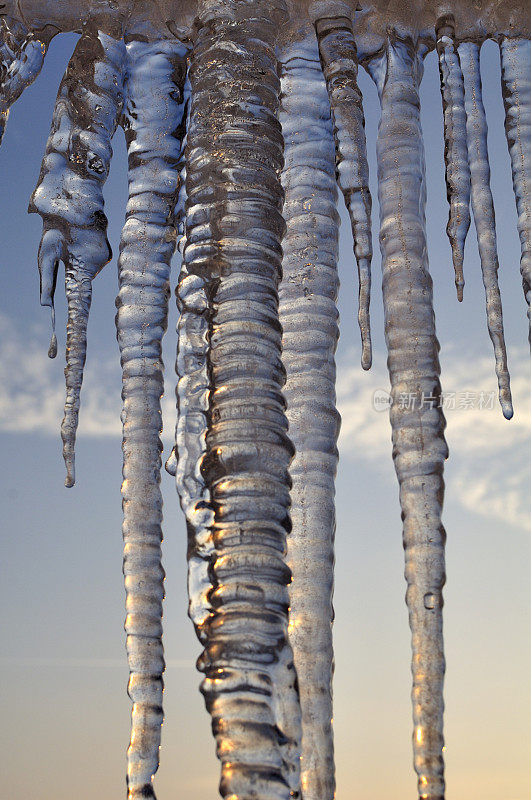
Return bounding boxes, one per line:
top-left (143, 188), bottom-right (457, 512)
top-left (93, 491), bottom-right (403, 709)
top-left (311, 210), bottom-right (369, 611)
top-left (0, 32), bottom-right (529, 800)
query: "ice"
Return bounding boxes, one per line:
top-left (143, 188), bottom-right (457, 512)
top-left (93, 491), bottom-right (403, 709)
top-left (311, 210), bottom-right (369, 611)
top-left (278, 26), bottom-right (339, 800)
top-left (500, 36), bottom-right (531, 347)
top-left (315, 12), bottom-right (372, 369)
top-left (435, 14), bottom-right (470, 300)
top-left (368, 34), bottom-right (448, 800)
top-left (459, 41), bottom-right (513, 419)
top-left (30, 31), bottom-right (125, 487)
top-left (176, 2), bottom-right (301, 797)
top-left (115, 35), bottom-right (188, 800)
top-left (0, 16), bottom-right (46, 143)
top-left (0, 3), bottom-right (527, 800)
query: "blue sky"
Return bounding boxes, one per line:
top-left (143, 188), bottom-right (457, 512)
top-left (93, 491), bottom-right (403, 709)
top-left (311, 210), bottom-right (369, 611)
top-left (0, 32), bottom-right (529, 799)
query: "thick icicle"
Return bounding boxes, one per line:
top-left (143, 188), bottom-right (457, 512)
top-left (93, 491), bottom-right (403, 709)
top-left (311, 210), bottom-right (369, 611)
top-left (116, 35), bottom-right (188, 800)
top-left (315, 13), bottom-right (372, 368)
top-left (368, 35), bottom-right (448, 800)
top-left (435, 15), bottom-right (471, 301)
top-left (0, 17), bottom-right (47, 143)
top-left (459, 40), bottom-right (513, 418)
top-left (30, 30), bottom-right (125, 487)
top-left (176, 1), bottom-right (302, 796)
top-left (278, 28), bottom-right (339, 800)
top-left (499, 36), bottom-right (531, 346)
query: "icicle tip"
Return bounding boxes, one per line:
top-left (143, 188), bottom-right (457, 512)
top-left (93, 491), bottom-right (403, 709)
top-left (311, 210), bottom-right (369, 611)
top-left (164, 448), bottom-right (177, 476)
top-left (48, 332), bottom-right (57, 359)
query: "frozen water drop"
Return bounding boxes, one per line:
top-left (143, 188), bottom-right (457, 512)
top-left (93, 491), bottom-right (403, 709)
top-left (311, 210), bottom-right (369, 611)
top-left (48, 332), bottom-right (57, 359)
top-left (164, 448), bottom-right (177, 476)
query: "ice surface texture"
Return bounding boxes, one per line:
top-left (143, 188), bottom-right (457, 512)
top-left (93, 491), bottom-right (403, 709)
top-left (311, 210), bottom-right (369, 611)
top-left (368, 35), bottom-right (448, 799)
top-left (0, 2), bottom-right (529, 799)
top-left (116, 35), bottom-right (188, 799)
top-left (279, 26), bottom-right (339, 800)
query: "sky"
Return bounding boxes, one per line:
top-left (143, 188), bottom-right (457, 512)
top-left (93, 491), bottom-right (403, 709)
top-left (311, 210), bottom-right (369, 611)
top-left (0, 31), bottom-right (529, 800)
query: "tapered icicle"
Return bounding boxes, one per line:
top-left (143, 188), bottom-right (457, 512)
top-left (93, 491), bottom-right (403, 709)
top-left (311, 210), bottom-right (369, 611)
top-left (116, 36), bottom-right (188, 800)
top-left (435, 15), bottom-right (471, 301)
top-left (459, 41), bottom-right (513, 419)
top-left (278, 28), bottom-right (339, 800)
top-left (499, 36), bottom-right (531, 347)
top-left (315, 13), bottom-right (372, 369)
top-left (0, 17), bottom-right (47, 143)
top-left (176, 1), bottom-right (302, 797)
top-left (368, 35), bottom-right (448, 800)
top-left (29, 30), bottom-right (125, 486)
top-left (164, 74), bottom-right (190, 483)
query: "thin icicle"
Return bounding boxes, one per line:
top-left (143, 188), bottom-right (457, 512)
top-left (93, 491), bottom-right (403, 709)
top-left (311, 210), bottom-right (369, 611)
top-left (315, 13), bottom-right (372, 369)
top-left (29, 30), bottom-right (125, 486)
top-left (0, 16), bottom-right (47, 143)
top-left (499, 36), bottom-right (531, 347)
top-left (435, 15), bottom-right (471, 301)
top-left (368, 34), bottom-right (448, 800)
top-left (178, 1), bottom-right (301, 797)
top-left (116, 34), bottom-right (188, 800)
top-left (278, 28), bottom-right (339, 800)
top-left (164, 74), bottom-right (190, 483)
top-left (459, 40), bottom-right (513, 419)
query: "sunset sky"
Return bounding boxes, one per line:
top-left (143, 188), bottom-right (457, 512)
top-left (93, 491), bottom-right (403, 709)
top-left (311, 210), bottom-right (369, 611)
top-left (0, 32), bottom-right (529, 799)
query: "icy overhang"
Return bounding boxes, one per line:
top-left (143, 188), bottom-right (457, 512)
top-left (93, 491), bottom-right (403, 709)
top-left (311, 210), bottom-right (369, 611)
top-left (2, 0), bottom-right (529, 58)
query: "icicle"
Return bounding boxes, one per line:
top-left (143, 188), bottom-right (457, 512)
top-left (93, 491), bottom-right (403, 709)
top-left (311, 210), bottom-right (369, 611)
top-left (435, 15), bottom-right (471, 301)
top-left (29, 30), bottom-right (126, 487)
top-left (164, 74), bottom-right (190, 483)
top-left (36, 227), bottom-right (63, 356)
top-left (0, 17), bottom-right (47, 143)
top-left (315, 12), bottom-right (372, 369)
top-left (368, 35), bottom-right (448, 800)
top-left (499, 36), bottom-right (531, 347)
top-left (277, 27), bottom-right (339, 800)
top-left (176, 1), bottom-right (301, 797)
top-left (116, 34), bottom-right (188, 800)
top-left (459, 41), bottom-right (513, 419)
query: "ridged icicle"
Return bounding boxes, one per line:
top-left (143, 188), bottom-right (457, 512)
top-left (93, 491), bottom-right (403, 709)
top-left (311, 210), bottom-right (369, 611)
top-left (499, 36), bottom-right (531, 347)
top-left (29, 30), bottom-right (125, 486)
top-left (115, 36), bottom-right (188, 800)
top-left (179, 1), bottom-right (301, 797)
top-left (315, 13), bottom-right (373, 368)
top-left (435, 15), bottom-right (471, 301)
top-left (164, 73), bottom-right (190, 485)
top-left (278, 28), bottom-right (339, 800)
top-left (459, 41), bottom-right (513, 419)
top-left (368, 34), bottom-right (448, 800)
top-left (0, 17), bottom-right (47, 143)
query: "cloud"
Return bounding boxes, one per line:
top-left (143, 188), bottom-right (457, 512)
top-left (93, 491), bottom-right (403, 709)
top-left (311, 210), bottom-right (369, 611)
top-left (0, 312), bottom-right (528, 531)
top-left (0, 312), bottom-right (177, 441)
top-left (336, 343), bottom-right (531, 531)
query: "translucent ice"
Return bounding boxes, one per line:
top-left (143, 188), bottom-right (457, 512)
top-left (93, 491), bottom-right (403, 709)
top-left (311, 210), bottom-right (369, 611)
top-left (368, 34), bottom-right (448, 800)
top-left (278, 26), bottom-right (339, 800)
top-left (116, 34), bottom-right (188, 800)
top-left (459, 41), bottom-right (513, 419)
top-left (30, 30), bottom-right (125, 487)
top-left (1, 3), bottom-right (527, 800)
top-left (316, 12), bottom-right (372, 369)
top-left (176, 2), bottom-right (301, 797)
top-left (500, 36), bottom-right (531, 347)
top-left (0, 16), bottom-right (46, 143)
top-left (435, 15), bottom-right (470, 300)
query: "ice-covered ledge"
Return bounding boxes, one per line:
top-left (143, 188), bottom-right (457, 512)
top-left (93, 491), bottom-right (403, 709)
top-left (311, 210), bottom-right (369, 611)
top-left (3, 0), bottom-right (530, 55)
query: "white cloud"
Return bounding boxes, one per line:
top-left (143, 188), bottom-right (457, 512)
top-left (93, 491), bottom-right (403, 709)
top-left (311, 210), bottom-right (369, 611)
top-left (336, 343), bottom-right (531, 531)
top-left (0, 312), bottom-right (177, 441)
top-left (0, 312), bottom-right (528, 530)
